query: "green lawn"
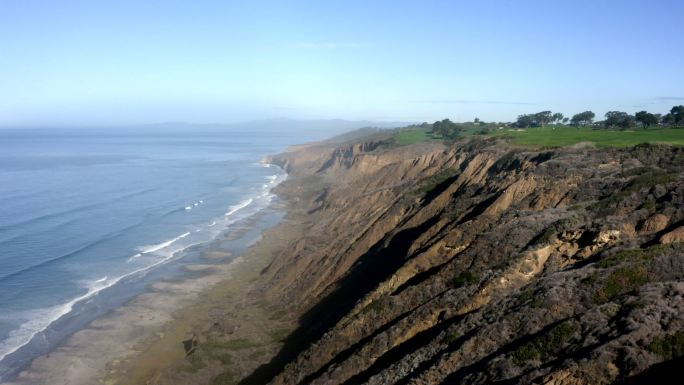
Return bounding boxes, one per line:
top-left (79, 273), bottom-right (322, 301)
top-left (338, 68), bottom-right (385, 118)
top-left (488, 126), bottom-right (684, 148)
top-left (391, 125), bottom-right (684, 148)
top-left (393, 128), bottom-right (437, 146)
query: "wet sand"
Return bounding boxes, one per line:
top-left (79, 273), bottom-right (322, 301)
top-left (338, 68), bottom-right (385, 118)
top-left (2, 202), bottom-right (303, 385)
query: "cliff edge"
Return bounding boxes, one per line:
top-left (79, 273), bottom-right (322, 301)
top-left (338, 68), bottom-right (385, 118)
top-left (252, 136), bottom-right (684, 385)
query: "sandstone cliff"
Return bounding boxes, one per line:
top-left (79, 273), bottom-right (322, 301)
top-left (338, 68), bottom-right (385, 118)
top-left (246, 137), bottom-right (684, 385)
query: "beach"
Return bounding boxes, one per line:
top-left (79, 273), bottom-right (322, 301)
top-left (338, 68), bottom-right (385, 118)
top-left (2, 196), bottom-right (304, 385)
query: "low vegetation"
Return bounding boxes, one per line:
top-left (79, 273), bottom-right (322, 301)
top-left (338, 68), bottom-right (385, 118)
top-left (393, 127), bottom-right (438, 146)
top-left (490, 126), bottom-right (684, 148)
top-left (591, 169), bottom-right (679, 211)
top-left (649, 331), bottom-right (684, 360)
top-left (413, 167), bottom-right (458, 197)
top-left (452, 271), bottom-right (480, 288)
top-left (511, 322), bottom-right (577, 364)
top-left (390, 105), bottom-right (684, 148)
top-left (593, 265), bottom-right (649, 303)
top-left (595, 244), bottom-right (676, 269)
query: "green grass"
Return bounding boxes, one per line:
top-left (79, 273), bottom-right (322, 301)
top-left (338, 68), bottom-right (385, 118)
top-left (391, 125), bottom-right (684, 148)
top-left (393, 127), bottom-right (437, 146)
top-left (489, 126), bottom-right (684, 148)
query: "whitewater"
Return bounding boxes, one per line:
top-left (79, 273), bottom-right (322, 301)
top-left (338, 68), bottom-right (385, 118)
top-left (0, 126), bottom-right (294, 380)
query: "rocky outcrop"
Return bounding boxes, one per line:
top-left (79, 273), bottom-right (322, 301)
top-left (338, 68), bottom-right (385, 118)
top-left (230, 139), bottom-right (684, 385)
top-left (248, 139), bottom-right (684, 385)
top-left (660, 226), bottom-right (684, 244)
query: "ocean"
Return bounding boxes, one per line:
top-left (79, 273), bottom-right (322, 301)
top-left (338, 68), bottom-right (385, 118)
top-left (0, 124), bottom-right (328, 380)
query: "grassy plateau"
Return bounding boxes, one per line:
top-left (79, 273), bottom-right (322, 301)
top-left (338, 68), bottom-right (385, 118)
top-left (393, 125), bottom-right (684, 148)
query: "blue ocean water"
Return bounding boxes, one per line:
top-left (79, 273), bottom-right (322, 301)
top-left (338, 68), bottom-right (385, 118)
top-left (0, 125), bottom-right (321, 379)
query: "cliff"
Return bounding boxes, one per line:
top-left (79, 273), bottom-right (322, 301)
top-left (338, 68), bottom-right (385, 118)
top-left (141, 135), bottom-right (684, 385)
top-left (247, 137), bottom-right (684, 385)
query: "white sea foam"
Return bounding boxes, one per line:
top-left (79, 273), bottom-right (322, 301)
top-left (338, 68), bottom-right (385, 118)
top-left (225, 198), bottom-right (253, 217)
top-left (0, 167), bottom-right (289, 368)
top-left (0, 274), bottom-right (121, 363)
top-left (0, 230), bottom-right (202, 364)
top-left (126, 253), bottom-right (142, 262)
top-left (138, 232), bottom-right (191, 254)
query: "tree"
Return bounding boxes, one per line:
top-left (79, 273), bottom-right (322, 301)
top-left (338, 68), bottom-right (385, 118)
top-left (552, 112), bottom-right (564, 124)
top-left (670, 105), bottom-right (684, 125)
top-left (432, 119), bottom-right (461, 139)
top-left (562, 117), bottom-right (569, 124)
top-left (534, 111), bottom-right (553, 126)
top-left (515, 114), bottom-right (536, 128)
top-left (635, 111), bottom-right (658, 128)
top-left (570, 111), bottom-right (595, 126)
top-left (604, 111), bottom-right (635, 129)
top-left (620, 115), bottom-right (636, 129)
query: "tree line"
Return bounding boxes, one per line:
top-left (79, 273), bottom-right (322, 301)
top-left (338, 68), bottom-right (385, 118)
top-left (411, 105), bottom-right (684, 140)
top-left (514, 105), bottom-right (684, 129)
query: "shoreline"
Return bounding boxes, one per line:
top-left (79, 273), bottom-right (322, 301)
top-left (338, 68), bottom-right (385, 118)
top-left (0, 165), bottom-right (294, 385)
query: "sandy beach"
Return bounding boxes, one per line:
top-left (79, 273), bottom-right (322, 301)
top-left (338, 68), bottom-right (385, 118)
top-left (1, 199), bottom-right (303, 385)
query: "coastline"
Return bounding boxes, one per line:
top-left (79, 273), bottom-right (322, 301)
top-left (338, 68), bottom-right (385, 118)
top-left (0, 161), bottom-right (296, 385)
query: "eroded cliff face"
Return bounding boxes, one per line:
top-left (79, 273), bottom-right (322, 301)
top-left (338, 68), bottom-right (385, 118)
top-left (250, 138), bottom-right (684, 385)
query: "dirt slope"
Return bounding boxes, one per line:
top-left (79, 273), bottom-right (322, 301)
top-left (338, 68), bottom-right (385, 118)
top-left (245, 137), bottom-right (684, 385)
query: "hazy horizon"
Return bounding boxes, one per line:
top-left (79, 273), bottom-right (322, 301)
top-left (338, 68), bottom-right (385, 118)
top-left (1, 0), bottom-right (683, 127)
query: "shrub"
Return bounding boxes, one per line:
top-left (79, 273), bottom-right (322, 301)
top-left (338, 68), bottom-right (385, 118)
top-left (413, 167), bottom-right (458, 197)
top-left (362, 295), bottom-right (388, 314)
top-left (452, 271), bottom-right (480, 288)
top-left (595, 245), bottom-right (668, 268)
top-left (591, 170), bottom-right (678, 212)
top-left (512, 322), bottom-right (577, 364)
top-left (649, 331), bottom-right (684, 360)
top-left (593, 265), bottom-right (648, 303)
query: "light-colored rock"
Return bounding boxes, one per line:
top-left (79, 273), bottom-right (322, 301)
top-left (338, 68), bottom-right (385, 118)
top-left (660, 226), bottom-right (684, 244)
top-left (639, 214), bottom-right (669, 233)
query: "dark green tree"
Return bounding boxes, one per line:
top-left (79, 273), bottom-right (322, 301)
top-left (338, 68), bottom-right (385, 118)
top-left (552, 112), bottom-right (564, 124)
top-left (570, 111), bottom-right (595, 126)
top-left (635, 111), bottom-right (658, 128)
top-left (515, 114), bottom-right (535, 128)
top-left (534, 111), bottom-right (553, 126)
top-left (432, 119), bottom-right (461, 138)
top-left (670, 105), bottom-right (684, 125)
top-left (604, 111), bottom-right (635, 129)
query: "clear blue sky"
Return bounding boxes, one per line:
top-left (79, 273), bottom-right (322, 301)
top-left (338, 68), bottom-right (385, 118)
top-left (1, 0), bottom-right (683, 127)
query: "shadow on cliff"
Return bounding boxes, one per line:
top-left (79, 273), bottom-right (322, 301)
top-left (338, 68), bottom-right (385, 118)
top-left (238, 216), bottom-right (441, 385)
top-left (615, 356), bottom-right (684, 385)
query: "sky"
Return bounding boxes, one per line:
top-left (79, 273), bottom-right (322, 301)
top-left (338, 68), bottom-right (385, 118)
top-left (0, 0), bottom-right (683, 127)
